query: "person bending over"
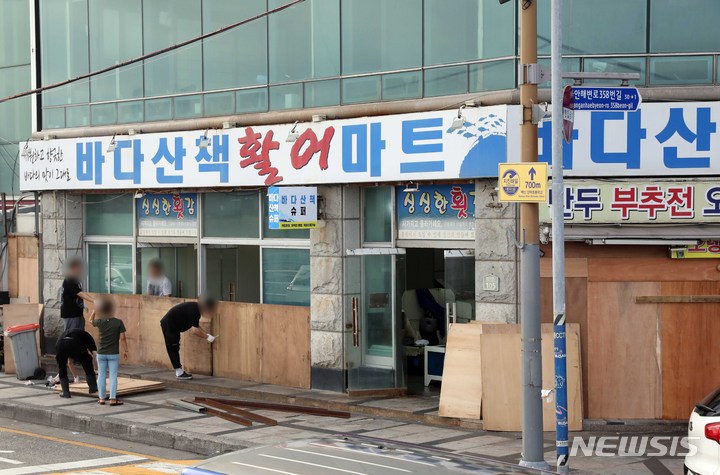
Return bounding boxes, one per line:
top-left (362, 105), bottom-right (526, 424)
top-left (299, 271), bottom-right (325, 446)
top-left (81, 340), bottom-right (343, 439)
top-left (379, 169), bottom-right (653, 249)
top-left (160, 296), bottom-right (217, 380)
top-left (55, 328), bottom-right (98, 398)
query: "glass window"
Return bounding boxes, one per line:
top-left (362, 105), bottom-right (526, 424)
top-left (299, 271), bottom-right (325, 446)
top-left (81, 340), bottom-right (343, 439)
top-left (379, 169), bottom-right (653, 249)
top-left (0, 65), bottom-right (31, 142)
top-left (469, 60), bottom-right (515, 93)
top-left (650, 56), bottom-right (714, 86)
top-left (66, 105), bottom-right (90, 128)
top-left (203, 192), bottom-right (260, 239)
top-left (363, 187), bottom-right (392, 243)
top-left (237, 88), bottom-right (268, 114)
top-left (262, 248), bottom-right (310, 306)
top-left (85, 194), bottom-right (133, 236)
top-left (110, 245), bottom-right (133, 294)
top-left (137, 246), bottom-right (197, 298)
top-left (40, 0), bottom-right (89, 106)
top-left (342, 76), bottom-right (381, 104)
top-left (118, 101), bottom-right (144, 123)
top-left (89, 0), bottom-right (143, 101)
top-left (205, 246), bottom-right (261, 303)
top-left (304, 80), bottom-right (341, 108)
top-left (424, 66), bottom-right (468, 98)
top-left (382, 72), bottom-right (422, 101)
top-left (205, 92), bottom-right (235, 117)
top-left (651, 0), bottom-right (720, 53)
top-left (143, 0), bottom-right (202, 97)
top-left (583, 57), bottom-right (646, 86)
top-left (269, 84), bottom-right (303, 111)
top-left (174, 95), bottom-right (203, 119)
top-left (342, 0), bottom-right (421, 75)
top-left (0, 0), bottom-right (30, 67)
top-left (43, 108), bottom-right (65, 130)
top-left (203, 0), bottom-right (267, 91)
top-left (536, 0), bottom-right (646, 55)
top-left (91, 103), bottom-right (117, 126)
top-left (424, 0), bottom-right (514, 66)
top-left (269, 0), bottom-right (340, 83)
top-left (88, 244), bottom-right (109, 293)
top-left (145, 98), bottom-right (172, 122)
top-left (0, 144), bottom-right (19, 195)
top-left (537, 57), bottom-right (579, 89)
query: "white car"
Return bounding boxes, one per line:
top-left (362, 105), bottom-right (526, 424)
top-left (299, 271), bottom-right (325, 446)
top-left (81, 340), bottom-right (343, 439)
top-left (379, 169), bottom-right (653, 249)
top-left (686, 386), bottom-right (720, 475)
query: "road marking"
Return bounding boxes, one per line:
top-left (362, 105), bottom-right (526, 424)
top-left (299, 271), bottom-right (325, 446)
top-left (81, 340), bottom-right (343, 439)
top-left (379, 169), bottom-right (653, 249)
top-left (0, 455), bottom-right (145, 475)
top-left (259, 454), bottom-right (367, 475)
top-left (0, 459), bottom-right (22, 466)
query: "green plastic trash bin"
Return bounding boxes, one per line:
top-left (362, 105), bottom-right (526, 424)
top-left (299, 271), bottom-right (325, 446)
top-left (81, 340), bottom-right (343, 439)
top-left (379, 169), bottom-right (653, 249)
top-left (4, 323), bottom-right (40, 380)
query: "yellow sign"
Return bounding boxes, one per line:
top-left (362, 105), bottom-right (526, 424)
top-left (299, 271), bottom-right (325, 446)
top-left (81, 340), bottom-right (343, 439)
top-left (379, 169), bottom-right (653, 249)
top-left (498, 162), bottom-right (549, 202)
top-left (670, 241), bottom-right (720, 259)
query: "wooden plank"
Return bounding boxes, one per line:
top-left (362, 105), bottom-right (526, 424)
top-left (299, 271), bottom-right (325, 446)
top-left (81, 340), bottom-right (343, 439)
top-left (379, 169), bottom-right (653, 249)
top-left (2, 304), bottom-right (42, 375)
top-left (540, 258), bottom-right (588, 278)
top-left (57, 377), bottom-right (165, 397)
top-left (213, 302), bottom-right (262, 382)
top-left (661, 281), bottom-right (720, 420)
top-left (7, 237), bottom-right (17, 298)
top-left (17, 257), bottom-right (39, 303)
top-left (198, 399), bottom-right (278, 426)
top-left (586, 282), bottom-right (661, 419)
top-left (260, 304), bottom-right (311, 389)
top-left (438, 323), bottom-right (484, 419)
top-left (197, 398), bottom-right (351, 418)
top-left (204, 407), bottom-right (253, 427)
top-left (589, 258), bottom-right (720, 282)
top-left (637, 295), bottom-right (720, 304)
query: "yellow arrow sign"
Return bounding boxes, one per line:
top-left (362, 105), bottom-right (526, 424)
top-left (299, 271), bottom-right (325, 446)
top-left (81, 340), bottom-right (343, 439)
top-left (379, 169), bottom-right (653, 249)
top-left (498, 162), bottom-right (549, 202)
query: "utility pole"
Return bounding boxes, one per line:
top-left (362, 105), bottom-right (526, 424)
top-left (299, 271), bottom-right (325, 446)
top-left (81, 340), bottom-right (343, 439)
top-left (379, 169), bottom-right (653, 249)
top-left (518, 0), bottom-right (547, 469)
top-left (550, 0), bottom-right (569, 473)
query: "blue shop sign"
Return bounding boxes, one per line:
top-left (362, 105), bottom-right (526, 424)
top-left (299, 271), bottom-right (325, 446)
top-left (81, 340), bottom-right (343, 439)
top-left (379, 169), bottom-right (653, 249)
top-left (397, 184), bottom-right (475, 240)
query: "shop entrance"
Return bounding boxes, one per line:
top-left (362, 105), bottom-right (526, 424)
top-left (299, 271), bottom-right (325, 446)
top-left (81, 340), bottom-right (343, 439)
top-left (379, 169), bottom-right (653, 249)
top-left (345, 247), bottom-right (475, 394)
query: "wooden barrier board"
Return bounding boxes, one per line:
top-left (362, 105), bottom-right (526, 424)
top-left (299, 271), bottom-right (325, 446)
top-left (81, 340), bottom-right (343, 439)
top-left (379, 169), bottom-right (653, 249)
top-left (56, 377), bottom-right (165, 397)
top-left (438, 323), bottom-right (483, 419)
top-left (2, 304), bottom-right (43, 375)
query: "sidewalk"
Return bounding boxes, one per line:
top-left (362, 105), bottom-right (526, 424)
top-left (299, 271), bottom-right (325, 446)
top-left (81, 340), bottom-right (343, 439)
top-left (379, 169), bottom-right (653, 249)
top-left (0, 372), bottom-right (685, 474)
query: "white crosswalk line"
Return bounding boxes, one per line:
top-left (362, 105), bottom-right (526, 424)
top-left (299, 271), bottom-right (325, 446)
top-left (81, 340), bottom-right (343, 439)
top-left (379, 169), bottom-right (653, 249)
top-left (0, 459), bottom-right (22, 466)
top-left (0, 455), bottom-right (145, 475)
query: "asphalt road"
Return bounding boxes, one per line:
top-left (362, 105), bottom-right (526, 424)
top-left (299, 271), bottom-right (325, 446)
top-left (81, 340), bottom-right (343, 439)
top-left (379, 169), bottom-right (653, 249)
top-left (0, 416), bottom-right (202, 474)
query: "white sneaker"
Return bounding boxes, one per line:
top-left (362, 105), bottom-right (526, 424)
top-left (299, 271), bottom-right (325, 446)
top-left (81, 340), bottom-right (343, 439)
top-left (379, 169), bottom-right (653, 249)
top-left (73, 376), bottom-right (80, 384)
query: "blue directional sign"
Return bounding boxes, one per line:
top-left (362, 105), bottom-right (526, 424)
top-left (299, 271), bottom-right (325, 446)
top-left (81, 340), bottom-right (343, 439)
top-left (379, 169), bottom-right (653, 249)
top-left (571, 86), bottom-right (641, 112)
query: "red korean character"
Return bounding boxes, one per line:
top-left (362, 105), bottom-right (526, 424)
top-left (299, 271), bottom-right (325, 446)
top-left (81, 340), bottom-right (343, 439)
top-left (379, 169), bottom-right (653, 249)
top-left (638, 185), bottom-right (667, 220)
top-left (666, 186), bottom-right (694, 219)
top-left (706, 240), bottom-right (720, 254)
top-left (686, 242), bottom-right (707, 253)
top-left (290, 127), bottom-right (335, 170)
top-left (172, 194), bottom-right (185, 219)
top-left (238, 127), bottom-right (282, 186)
top-left (450, 186), bottom-right (469, 219)
top-left (610, 187), bottom-right (638, 220)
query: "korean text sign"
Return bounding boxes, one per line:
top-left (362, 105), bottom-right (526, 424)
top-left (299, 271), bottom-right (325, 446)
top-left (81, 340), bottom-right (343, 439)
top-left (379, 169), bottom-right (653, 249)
top-left (19, 106), bottom-right (509, 191)
top-left (137, 193), bottom-right (198, 237)
top-left (506, 102), bottom-right (720, 176)
top-left (540, 180), bottom-right (720, 224)
top-left (397, 184), bottom-right (475, 240)
top-left (267, 186), bottom-right (318, 229)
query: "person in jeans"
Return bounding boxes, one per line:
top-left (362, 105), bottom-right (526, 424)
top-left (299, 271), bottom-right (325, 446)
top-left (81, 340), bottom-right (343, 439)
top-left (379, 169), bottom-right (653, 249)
top-left (55, 328), bottom-right (98, 398)
top-left (160, 296), bottom-right (217, 380)
top-left (60, 257), bottom-right (95, 382)
top-left (91, 296), bottom-right (128, 406)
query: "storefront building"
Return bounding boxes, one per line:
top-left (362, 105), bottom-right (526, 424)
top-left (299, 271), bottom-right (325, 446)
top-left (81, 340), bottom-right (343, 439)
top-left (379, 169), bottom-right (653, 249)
top-left (7, 0), bottom-right (720, 414)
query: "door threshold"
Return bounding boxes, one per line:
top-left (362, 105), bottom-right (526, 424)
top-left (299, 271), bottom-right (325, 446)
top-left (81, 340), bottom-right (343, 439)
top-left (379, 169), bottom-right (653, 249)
top-left (347, 387), bottom-right (408, 398)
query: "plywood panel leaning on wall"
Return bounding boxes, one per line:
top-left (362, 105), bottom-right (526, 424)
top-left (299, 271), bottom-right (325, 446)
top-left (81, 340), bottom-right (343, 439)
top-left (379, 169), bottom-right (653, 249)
top-left (212, 302), bottom-right (263, 382)
top-left (7, 236), bottom-right (39, 304)
top-left (438, 323), bottom-right (484, 419)
top-left (261, 304), bottom-right (311, 389)
top-left (2, 304), bottom-right (43, 374)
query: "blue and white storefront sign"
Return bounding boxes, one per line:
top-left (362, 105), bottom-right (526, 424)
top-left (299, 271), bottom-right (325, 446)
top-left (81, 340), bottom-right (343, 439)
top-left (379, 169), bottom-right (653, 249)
top-left (267, 186), bottom-right (318, 229)
top-left (397, 184), bottom-right (475, 240)
top-left (19, 106), bottom-right (508, 191)
top-left (137, 193), bottom-right (198, 237)
top-left (571, 86), bottom-right (641, 112)
top-left (507, 102), bottom-right (720, 177)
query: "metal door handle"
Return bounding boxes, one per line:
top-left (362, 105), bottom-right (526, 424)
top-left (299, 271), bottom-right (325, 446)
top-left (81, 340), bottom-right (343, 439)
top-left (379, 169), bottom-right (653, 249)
top-left (352, 297), bottom-right (359, 347)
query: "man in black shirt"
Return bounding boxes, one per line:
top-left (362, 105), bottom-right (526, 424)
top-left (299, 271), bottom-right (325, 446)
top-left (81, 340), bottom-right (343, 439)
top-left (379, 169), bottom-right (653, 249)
top-left (61, 258), bottom-right (95, 331)
top-left (160, 296), bottom-right (217, 380)
top-left (55, 329), bottom-right (98, 398)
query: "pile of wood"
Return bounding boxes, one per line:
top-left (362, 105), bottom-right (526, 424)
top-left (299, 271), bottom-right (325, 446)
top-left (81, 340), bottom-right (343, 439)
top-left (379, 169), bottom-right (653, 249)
top-left (170, 397), bottom-right (351, 427)
top-left (58, 377), bottom-right (165, 397)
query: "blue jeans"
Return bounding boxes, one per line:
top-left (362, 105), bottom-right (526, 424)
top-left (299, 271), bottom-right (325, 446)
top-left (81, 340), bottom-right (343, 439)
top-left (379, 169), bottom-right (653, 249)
top-left (96, 354), bottom-right (120, 400)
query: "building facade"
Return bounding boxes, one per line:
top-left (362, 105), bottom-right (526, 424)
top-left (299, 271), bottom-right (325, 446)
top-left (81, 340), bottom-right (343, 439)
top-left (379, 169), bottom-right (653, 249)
top-left (4, 0), bottom-right (720, 417)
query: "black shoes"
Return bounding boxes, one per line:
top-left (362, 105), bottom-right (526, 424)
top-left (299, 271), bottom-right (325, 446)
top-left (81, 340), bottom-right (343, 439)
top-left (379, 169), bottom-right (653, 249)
top-left (59, 378), bottom-right (71, 398)
top-left (176, 372), bottom-right (193, 380)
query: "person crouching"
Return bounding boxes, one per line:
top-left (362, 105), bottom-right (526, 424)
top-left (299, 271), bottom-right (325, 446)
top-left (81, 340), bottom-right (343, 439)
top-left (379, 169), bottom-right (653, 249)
top-left (55, 328), bottom-right (98, 398)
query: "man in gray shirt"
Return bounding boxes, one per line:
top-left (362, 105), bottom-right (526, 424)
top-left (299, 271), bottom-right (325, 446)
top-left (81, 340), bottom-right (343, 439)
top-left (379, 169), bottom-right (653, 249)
top-left (146, 259), bottom-right (172, 297)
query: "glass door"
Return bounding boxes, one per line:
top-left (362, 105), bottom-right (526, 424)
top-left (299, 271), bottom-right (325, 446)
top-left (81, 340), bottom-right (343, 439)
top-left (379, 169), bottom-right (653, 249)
top-left (444, 250), bottom-right (475, 324)
top-left (345, 250), bottom-right (406, 392)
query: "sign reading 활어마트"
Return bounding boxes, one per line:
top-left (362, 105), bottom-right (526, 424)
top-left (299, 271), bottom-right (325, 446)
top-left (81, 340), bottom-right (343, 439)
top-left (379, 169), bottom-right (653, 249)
top-left (498, 162), bottom-right (548, 202)
top-left (506, 102), bottom-right (720, 177)
top-left (540, 180), bottom-right (720, 224)
top-left (670, 241), bottom-right (720, 259)
top-left (396, 184), bottom-right (475, 240)
top-left (19, 106), bottom-right (509, 191)
top-left (267, 186), bottom-right (318, 229)
top-left (137, 193), bottom-right (198, 237)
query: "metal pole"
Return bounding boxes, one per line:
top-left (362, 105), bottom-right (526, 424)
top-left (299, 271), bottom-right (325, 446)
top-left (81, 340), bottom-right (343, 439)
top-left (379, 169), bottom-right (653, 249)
top-left (551, 0), bottom-right (569, 473)
top-left (519, 0), bottom-right (547, 470)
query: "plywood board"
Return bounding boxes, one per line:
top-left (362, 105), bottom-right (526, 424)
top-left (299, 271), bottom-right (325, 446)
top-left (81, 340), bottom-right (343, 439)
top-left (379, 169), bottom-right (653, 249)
top-left (540, 258), bottom-right (588, 278)
top-left (589, 258), bottom-right (720, 282)
top-left (2, 304), bottom-right (43, 375)
top-left (261, 304), bottom-right (310, 388)
top-left (661, 281), bottom-right (720, 420)
top-left (438, 323), bottom-right (484, 419)
top-left (586, 281), bottom-right (661, 419)
top-left (480, 327), bottom-right (582, 432)
top-left (56, 377), bottom-right (165, 397)
top-left (212, 302), bottom-right (262, 382)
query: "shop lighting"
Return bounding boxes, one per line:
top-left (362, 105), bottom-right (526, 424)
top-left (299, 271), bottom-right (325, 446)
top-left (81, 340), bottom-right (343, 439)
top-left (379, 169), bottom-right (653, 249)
top-left (286, 121), bottom-right (300, 143)
top-left (198, 129), bottom-right (211, 148)
top-left (450, 105), bottom-right (467, 130)
top-left (589, 239), bottom-right (699, 246)
top-left (106, 134), bottom-right (117, 153)
top-left (134, 191), bottom-right (144, 199)
top-left (403, 182), bottom-right (419, 193)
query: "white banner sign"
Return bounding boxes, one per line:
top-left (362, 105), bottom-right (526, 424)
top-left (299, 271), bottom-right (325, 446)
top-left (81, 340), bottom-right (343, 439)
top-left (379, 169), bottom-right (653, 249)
top-left (20, 106), bottom-right (508, 191)
top-left (507, 102), bottom-right (720, 177)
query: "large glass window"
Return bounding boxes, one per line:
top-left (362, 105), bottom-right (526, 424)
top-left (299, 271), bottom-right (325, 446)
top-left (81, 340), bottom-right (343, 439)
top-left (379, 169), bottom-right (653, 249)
top-left (342, 0), bottom-right (422, 75)
top-left (424, 0), bottom-right (514, 66)
top-left (205, 246), bottom-right (261, 303)
top-left (0, 0), bottom-right (30, 67)
top-left (89, 0), bottom-right (143, 102)
top-left (269, 0), bottom-right (340, 83)
top-left (363, 187), bottom-right (392, 243)
top-left (203, 0), bottom-right (267, 90)
top-left (651, 0), bottom-right (720, 53)
top-left (0, 66), bottom-right (31, 142)
top-left (203, 192), bottom-right (260, 239)
top-left (143, 0), bottom-right (202, 97)
top-left (88, 243), bottom-right (133, 294)
top-left (84, 194), bottom-right (133, 236)
top-left (137, 246), bottom-right (198, 298)
top-left (262, 248), bottom-right (310, 306)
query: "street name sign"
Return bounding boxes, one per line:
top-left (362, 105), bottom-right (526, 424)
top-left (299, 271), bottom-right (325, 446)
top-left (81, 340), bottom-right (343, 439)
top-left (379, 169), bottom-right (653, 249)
top-left (571, 86), bottom-right (641, 112)
top-left (498, 162), bottom-right (549, 202)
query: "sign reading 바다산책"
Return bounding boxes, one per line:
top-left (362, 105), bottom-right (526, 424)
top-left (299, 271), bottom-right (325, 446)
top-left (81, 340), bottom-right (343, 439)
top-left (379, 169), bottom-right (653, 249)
top-left (267, 186), bottom-right (318, 229)
top-left (19, 106), bottom-right (509, 191)
top-left (396, 184), bottom-right (475, 240)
